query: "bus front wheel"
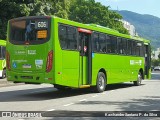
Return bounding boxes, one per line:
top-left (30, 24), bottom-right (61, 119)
top-left (134, 72), bottom-right (142, 86)
top-left (95, 72), bottom-right (106, 93)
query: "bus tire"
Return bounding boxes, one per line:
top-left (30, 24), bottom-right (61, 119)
top-left (134, 72), bottom-right (142, 86)
top-left (95, 72), bottom-right (106, 93)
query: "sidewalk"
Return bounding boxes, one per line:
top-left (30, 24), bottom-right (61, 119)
top-left (0, 78), bottom-right (23, 87)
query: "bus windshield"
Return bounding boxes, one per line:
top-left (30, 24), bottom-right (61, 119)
top-left (9, 17), bottom-right (50, 45)
top-left (0, 46), bottom-right (6, 59)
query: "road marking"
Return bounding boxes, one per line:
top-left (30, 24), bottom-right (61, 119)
top-left (92, 95), bottom-right (98, 97)
top-left (79, 99), bottom-right (87, 102)
top-left (47, 109), bottom-right (56, 111)
top-left (63, 103), bottom-right (74, 107)
top-left (151, 73), bottom-right (160, 75)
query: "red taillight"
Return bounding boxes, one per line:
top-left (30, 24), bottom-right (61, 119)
top-left (6, 51), bottom-right (11, 70)
top-left (46, 50), bottom-right (53, 73)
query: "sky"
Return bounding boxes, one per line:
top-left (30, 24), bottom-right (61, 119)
top-left (95, 0), bottom-right (160, 18)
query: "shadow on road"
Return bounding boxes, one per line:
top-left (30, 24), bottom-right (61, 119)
top-left (76, 96), bottom-right (160, 111)
top-left (0, 83), bottom-right (137, 102)
top-left (42, 94), bottom-right (160, 120)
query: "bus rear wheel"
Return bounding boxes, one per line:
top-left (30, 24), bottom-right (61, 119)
top-left (95, 72), bottom-right (106, 93)
top-left (134, 72), bottom-right (142, 86)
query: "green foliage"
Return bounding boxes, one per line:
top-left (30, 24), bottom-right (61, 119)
top-left (0, 0), bottom-right (30, 39)
top-left (27, 0), bottom-right (70, 18)
top-left (0, 0), bottom-right (128, 39)
top-left (151, 59), bottom-right (160, 66)
top-left (69, 0), bottom-right (128, 34)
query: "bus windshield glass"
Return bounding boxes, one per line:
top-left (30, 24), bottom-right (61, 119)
top-left (9, 17), bottom-right (50, 45)
top-left (0, 46), bottom-right (6, 59)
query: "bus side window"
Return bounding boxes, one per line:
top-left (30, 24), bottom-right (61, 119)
top-left (59, 25), bottom-right (67, 49)
top-left (67, 26), bottom-right (77, 50)
top-left (132, 40), bottom-right (136, 55)
top-left (99, 34), bottom-right (106, 53)
top-left (117, 37), bottom-right (122, 54)
top-left (58, 24), bottom-right (77, 50)
top-left (127, 40), bottom-right (132, 55)
top-left (92, 33), bottom-right (99, 52)
top-left (122, 38), bottom-right (127, 54)
top-left (117, 38), bottom-right (127, 55)
top-left (110, 36), bottom-right (117, 54)
top-left (136, 42), bottom-right (143, 56)
top-left (106, 35), bottom-right (111, 53)
top-left (2, 46), bottom-right (6, 59)
top-left (140, 42), bottom-right (144, 57)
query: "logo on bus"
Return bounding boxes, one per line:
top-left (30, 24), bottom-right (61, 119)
top-left (35, 60), bottom-right (43, 69)
top-left (12, 62), bottom-right (17, 68)
top-left (130, 60), bottom-right (142, 65)
top-left (15, 50), bottom-right (26, 55)
top-left (28, 50), bottom-right (36, 55)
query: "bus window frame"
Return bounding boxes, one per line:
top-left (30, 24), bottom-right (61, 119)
top-left (58, 23), bottom-right (78, 51)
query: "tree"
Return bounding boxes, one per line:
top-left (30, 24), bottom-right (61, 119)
top-left (69, 0), bottom-right (128, 34)
top-left (0, 0), bottom-right (129, 39)
top-left (28, 0), bottom-right (70, 19)
top-left (152, 59), bottom-right (160, 66)
top-left (0, 0), bottom-right (30, 39)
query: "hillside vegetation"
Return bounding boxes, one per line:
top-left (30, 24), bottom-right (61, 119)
top-left (116, 10), bottom-right (160, 49)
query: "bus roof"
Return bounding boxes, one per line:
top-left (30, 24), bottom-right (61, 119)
top-left (52, 16), bottom-right (150, 43)
top-left (9, 15), bottom-right (150, 44)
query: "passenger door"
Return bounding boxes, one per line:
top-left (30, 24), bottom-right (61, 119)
top-left (78, 28), bottom-right (92, 86)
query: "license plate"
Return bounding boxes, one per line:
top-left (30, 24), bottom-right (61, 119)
top-left (23, 64), bottom-right (31, 68)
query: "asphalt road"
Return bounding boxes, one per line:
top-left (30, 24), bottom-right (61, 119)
top-left (0, 72), bottom-right (160, 120)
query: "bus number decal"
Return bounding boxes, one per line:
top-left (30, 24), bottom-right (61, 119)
top-left (38, 22), bottom-right (46, 28)
top-left (36, 21), bottom-right (48, 29)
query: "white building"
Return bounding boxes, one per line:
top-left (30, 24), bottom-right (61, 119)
top-left (152, 48), bottom-right (160, 60)
top-left (121, 20), bottom-right (137, 36)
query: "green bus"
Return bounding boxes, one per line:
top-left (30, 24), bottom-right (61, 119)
top-left (0, 39), bottom-right (6, 79)
top-left (6, 16), bottom-right (151, 92)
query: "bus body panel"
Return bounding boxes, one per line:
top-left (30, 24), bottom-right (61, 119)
top-left (7, 16), bottom-right (151, 89)
top-left (7, 16), bottom-right (54, 83)
top-left (54, 18), bottom-right (86, 87)
top-left (92, 53), bottom-right (144, 85)
top-left (0, 40), bottom-right (6, 78)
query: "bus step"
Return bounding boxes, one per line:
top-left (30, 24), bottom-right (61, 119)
top-left (79, 85), bottom-right (90, 88)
